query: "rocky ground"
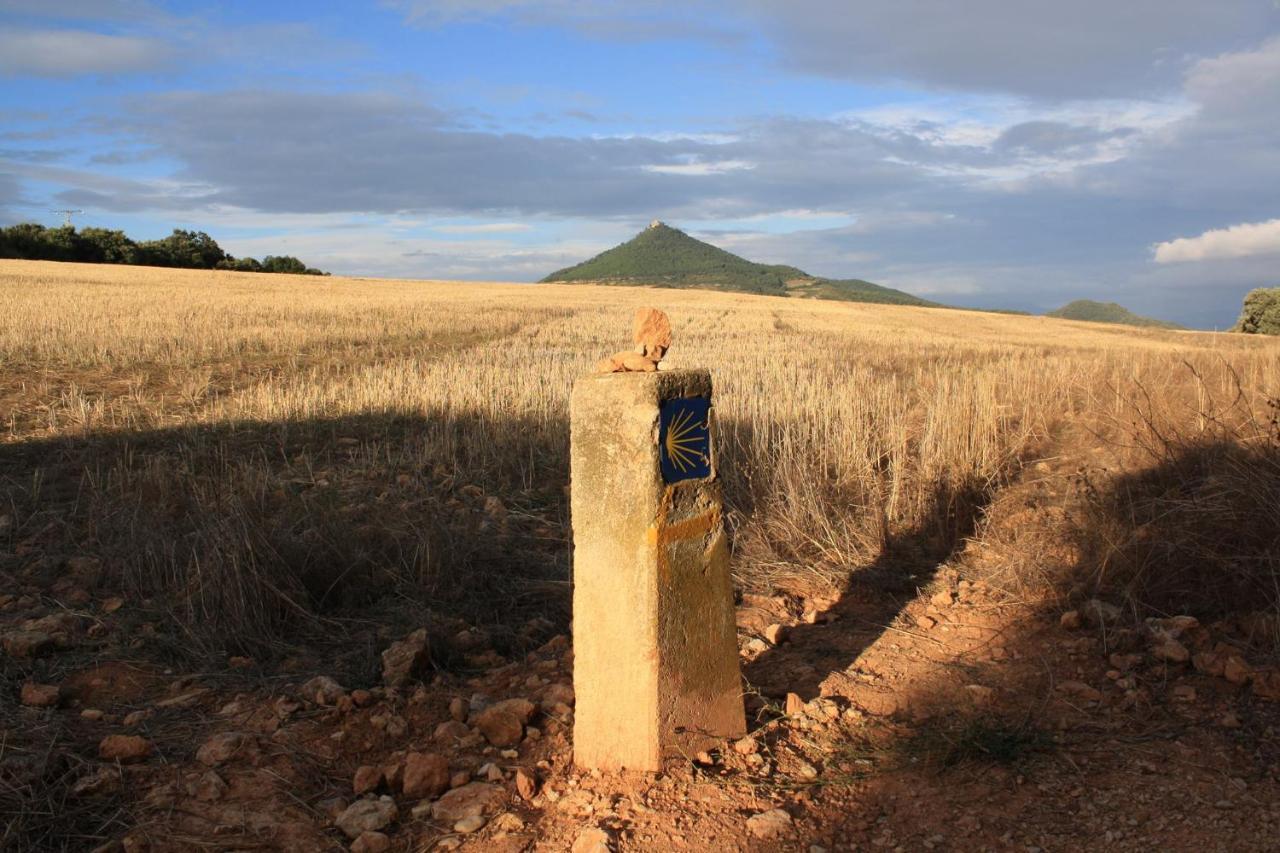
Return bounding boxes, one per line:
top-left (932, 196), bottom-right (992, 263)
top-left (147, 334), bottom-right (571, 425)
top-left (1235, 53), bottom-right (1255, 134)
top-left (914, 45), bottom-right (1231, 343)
top-left (5, 458), bottom-right (1280, 852)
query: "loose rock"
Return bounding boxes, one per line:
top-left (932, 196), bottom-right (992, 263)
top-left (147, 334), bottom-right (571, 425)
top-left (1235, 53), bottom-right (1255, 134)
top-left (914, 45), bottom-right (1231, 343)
top-left (350, 831), bottom-right (391, 853)
top-left (20, 682), bottom-right (61, 707)
top-left (454, 814), bottom-right (487, 834)
top-left (430, 782), bottom-right (503, 823)
top-left (196, 732), bottom-right (249, 767)
top-left (633, 306), bottom-right (672, 359)
top-left (474, 698), bottom-right (536, 747)
top-left (381, 628), bottom-right (429, 687)
top-left (299, 675), bottom-right (346, 705)
top-left (402, 752), bottom-right (450, 799)
top-left (335, 797), bottom-right (397, 839)
top-left (747, 808), bottom-right (793, 839)
top-left (571, 827), bottom-right (613, 853)
top-left (2, 630), bottom-right (54, 659)
top-left (515, 767), bottom-right (538, 800)
top-left (99, 734), bottom-right (152, 764)
top-left (191, 770), bottom-right (228, 802)
top-left (1151, 638), bottom-right (1190, 664)
top-left (353, 765), bottom-right (384, 795)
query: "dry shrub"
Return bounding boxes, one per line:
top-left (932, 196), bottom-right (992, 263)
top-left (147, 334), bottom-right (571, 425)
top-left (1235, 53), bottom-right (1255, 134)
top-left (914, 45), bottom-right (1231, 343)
top-left (1071, 366), bottom-right (1280, 643)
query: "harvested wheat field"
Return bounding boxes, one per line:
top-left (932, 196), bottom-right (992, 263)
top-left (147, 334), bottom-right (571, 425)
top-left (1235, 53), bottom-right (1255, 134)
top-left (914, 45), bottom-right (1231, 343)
top-left (3, 259), bottom-right (1280, 852)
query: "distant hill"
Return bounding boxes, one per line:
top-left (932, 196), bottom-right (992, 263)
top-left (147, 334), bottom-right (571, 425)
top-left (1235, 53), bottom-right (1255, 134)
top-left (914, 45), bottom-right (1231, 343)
top-left (1047, 300), bottom-right (1183, 329)
top-left (541, 221), bottom-right (935, 307)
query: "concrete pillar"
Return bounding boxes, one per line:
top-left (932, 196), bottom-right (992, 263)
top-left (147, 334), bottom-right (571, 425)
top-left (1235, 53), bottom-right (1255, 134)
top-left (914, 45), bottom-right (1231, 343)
top-left (570, 368), bottom-right (745, 772)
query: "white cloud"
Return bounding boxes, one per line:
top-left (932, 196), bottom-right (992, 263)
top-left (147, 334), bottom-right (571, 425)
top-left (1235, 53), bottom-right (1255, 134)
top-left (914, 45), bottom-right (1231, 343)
top-left (1153, 218), bottom-right (1280, 263)
top-left (642, 159), bottom-right (755, 176)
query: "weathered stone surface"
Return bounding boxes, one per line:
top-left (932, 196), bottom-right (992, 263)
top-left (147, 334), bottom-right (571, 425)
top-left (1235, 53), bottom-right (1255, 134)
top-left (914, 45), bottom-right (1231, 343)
top-left (381, 629), bottom-right (429, 687)
top-left (596, 350), bottom-right (658, 374)
top-left (474, 698), bottom-right (535, 747)
top-left (20, 682), bottom-right (61, 707)
top-left (191, 770), bottom-right (228, 802)
top-left (632, 307), bottom-right (673, 359)
top-left (299, 675), bottom-right (345, 705)
top-left (72, 767), bottom-right (120, 797)
top-left (433, 720), bottom-right (471, 743)
top-left (746, 809), bottom-right (793, 839)
top-left (2, 630), bottom-right (54, 659)
top-left (430, 782), bottom-right (503, 823)
top-left (99, 734), bottom-right (152, 763)
top-left (351, 831), bottom-right (391, 853)
top-left (570, 370), bottom-right (745, 771)
top-left (401, 752), bottom-right (450, 799)
top-left (335, 797), bottom-right (397, 839)
top-left (1224, 654), bottom-right (1253, 684)
top-left (515, 767), bottom-right (538, 800)
top-left (543, 682), bottom-right (574, 706)
top-left (196, 732), bottom-right (250, 766)
top-left (1151, 638), bottom-right (1190, 664)
top-left (353, 765), bottom-right (383, 795)
top-left (572, 827), bottom-right (614, 853)
top-left (454, 814), bottom-right (487, 834)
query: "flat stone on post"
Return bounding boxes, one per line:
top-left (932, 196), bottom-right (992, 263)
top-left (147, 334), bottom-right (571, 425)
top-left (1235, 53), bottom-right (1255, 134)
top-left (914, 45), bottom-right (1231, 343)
top-left (570, 368), bottom-right (745, 772)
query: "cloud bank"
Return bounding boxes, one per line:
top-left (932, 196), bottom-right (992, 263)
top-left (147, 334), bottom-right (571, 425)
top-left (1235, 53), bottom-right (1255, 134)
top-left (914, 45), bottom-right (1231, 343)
top-left (1154, 219), bottom-right (1280, 263)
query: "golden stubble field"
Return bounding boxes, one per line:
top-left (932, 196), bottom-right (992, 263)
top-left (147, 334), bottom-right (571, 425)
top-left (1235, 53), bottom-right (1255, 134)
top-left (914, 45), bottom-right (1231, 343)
top-left (1, 258), bottom-right (1278, 648)
top-left (5, 259), bottom-right (1280, 851)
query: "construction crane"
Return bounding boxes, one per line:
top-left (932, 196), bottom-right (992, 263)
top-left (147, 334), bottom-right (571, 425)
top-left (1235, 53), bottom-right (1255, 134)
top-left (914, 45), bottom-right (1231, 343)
top-left (50, 209), bottom-right (83, 227)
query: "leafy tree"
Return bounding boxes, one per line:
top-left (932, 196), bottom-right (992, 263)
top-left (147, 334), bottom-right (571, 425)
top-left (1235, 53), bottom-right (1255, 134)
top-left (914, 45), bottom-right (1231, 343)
top-left (261, 255), bottom-right (307, 275)
top-left (78, 227), bottom-right (139, 264)
top-left (0, 223), bottom-right (45, 259)
top-left (0, 221), bottom-right (326, 275)
top-left (217, 256), bottom-right (264, 273)
top-left (1235, 288), bottom-right (1280, 335)
top-left (140, 229), bottom-right (227, 269)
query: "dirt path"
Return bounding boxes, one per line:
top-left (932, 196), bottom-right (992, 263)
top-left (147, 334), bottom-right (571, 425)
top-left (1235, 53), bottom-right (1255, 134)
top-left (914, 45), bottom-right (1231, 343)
top-left (5, 456), bottom-right (1280, 852)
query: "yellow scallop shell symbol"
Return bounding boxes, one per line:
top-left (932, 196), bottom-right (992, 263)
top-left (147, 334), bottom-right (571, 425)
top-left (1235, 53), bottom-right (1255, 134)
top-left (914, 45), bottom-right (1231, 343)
top-left (663, 406), bottom-right (706, 473)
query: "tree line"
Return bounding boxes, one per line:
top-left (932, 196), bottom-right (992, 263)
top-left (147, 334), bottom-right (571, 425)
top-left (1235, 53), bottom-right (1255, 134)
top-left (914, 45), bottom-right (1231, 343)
top-left (0, 223), bottom-right (328, 276)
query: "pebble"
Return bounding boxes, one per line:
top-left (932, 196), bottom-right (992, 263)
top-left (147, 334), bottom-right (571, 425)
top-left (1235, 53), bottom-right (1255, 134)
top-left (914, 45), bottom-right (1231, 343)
top-left (1151, 638), bottom-right (1190, 664)
top-left (516, 767), bottom-right (539, 800)
top-left (20, 682), bottom-right (60, 707)
top-left (454, 814), bottom-right (487, 834)
top-left (335, 797), bottom-right (397, 840)
top-left (571, 827), bottom-right (613, 853)
top-left (351, 831), bottom-right (391, 853)
top-left (99, 734), bottom-right (153, 764)
top-left (402, 752), bottom-right (450, 799)
top-left (747, 808), bottom-right (793, 839)
top-left (431, 782), bottom-right (503, 823)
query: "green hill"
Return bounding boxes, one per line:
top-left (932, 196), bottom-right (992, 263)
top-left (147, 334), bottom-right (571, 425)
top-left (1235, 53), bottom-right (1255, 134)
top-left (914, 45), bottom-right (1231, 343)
top-left (1047, 300), bottom-right (1183, 329)
top-left (541, 221), bottom-right (935, 307)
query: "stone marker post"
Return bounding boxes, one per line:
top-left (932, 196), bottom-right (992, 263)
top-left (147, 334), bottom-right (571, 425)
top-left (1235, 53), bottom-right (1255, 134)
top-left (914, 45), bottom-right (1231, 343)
top-left (571, 368), bottom-right (746, 772)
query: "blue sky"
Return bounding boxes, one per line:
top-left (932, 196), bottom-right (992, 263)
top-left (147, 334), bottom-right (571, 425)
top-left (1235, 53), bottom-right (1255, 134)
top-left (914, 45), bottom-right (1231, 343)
top-left (2, 1), bottom-right (1279, 327)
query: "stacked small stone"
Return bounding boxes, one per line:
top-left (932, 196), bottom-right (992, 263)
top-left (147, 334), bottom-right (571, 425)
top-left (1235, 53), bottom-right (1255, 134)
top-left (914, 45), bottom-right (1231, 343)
top-left (595, 307), bottom-right (672, 373)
